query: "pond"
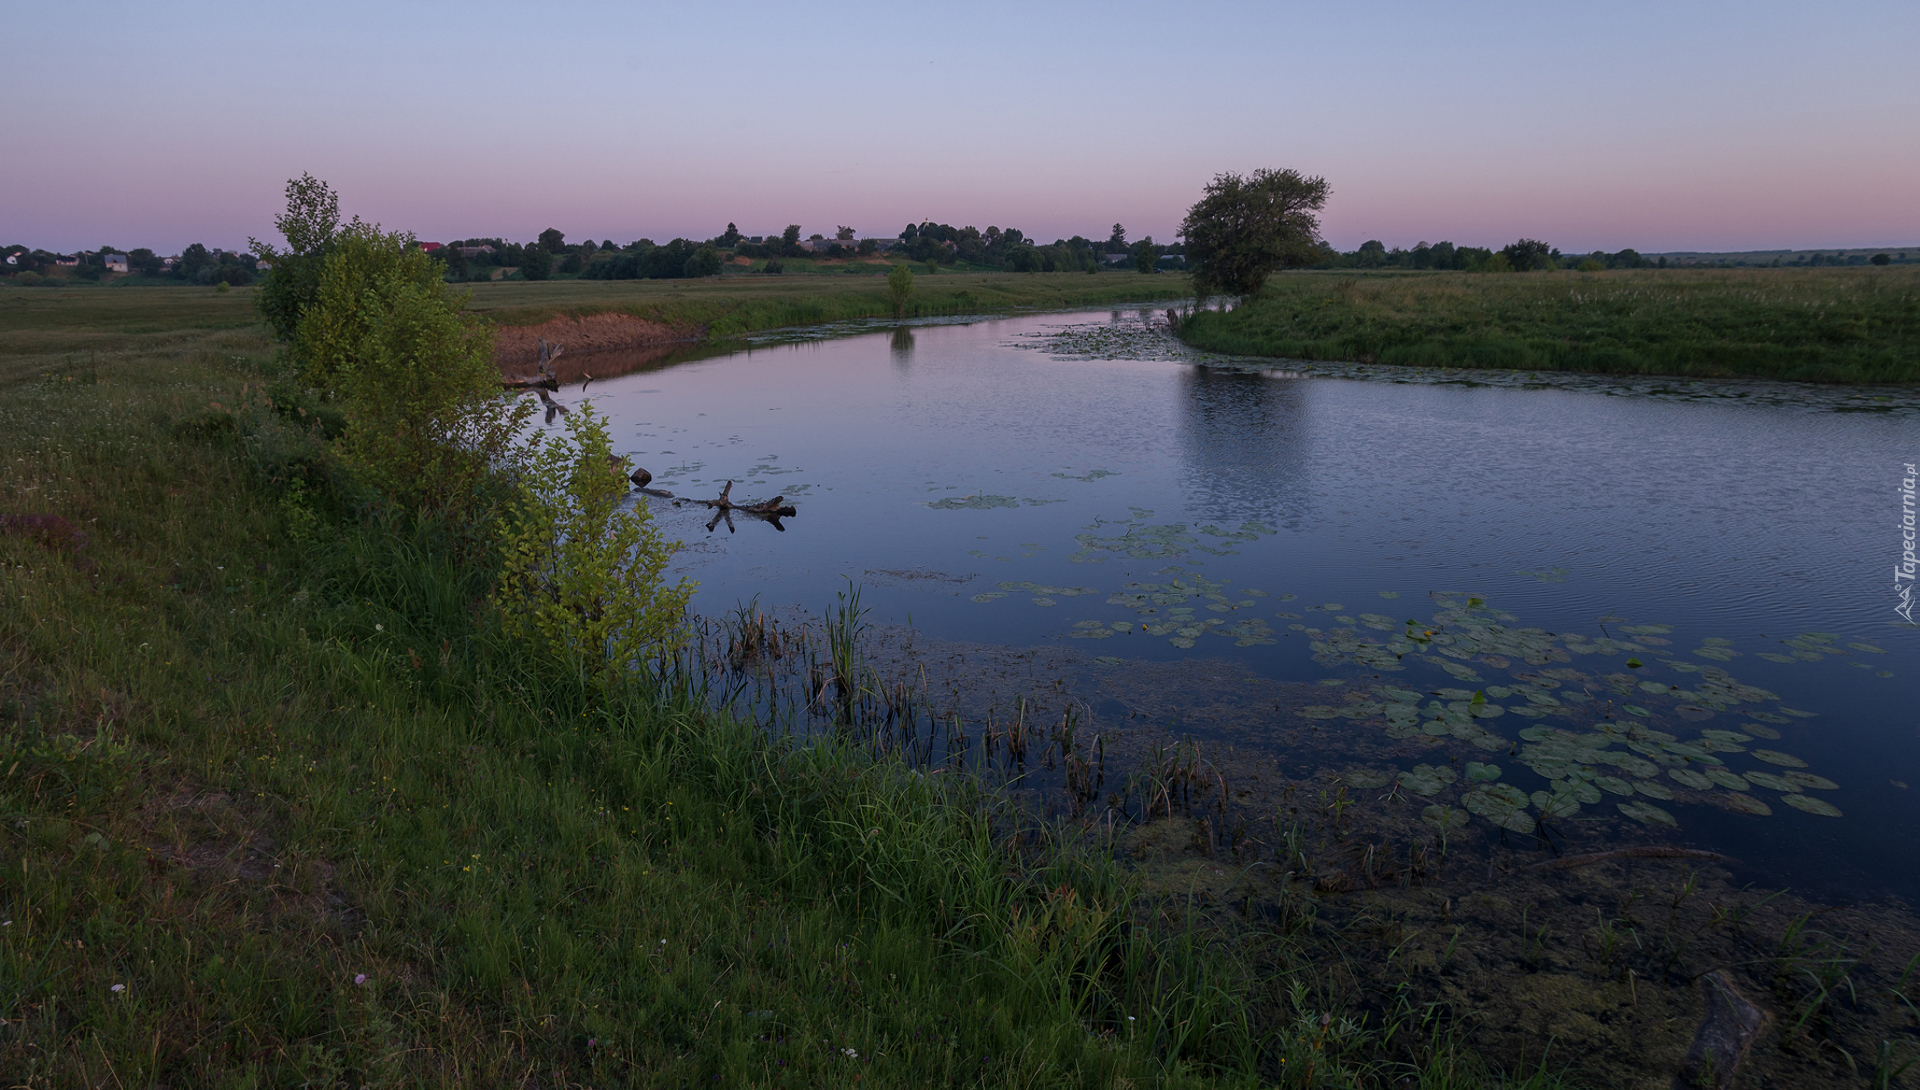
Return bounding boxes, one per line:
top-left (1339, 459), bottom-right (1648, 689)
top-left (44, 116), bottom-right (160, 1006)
top-left (551, 306), bottom-right (1918, 907)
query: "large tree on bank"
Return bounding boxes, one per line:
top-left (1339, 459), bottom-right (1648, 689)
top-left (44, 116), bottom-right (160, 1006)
top-left (1178, 168), bottom-right (1331, 298)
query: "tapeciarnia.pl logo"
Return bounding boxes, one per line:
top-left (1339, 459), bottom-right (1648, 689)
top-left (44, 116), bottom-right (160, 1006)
top-left (1899, 462), bottom-right (1917, 623)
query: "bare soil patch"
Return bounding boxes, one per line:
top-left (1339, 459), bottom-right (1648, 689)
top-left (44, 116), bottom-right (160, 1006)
top-left (492, 312), bottom-right (695, 373)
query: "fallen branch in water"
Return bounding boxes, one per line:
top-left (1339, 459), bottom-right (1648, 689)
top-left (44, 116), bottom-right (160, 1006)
top-left (1525, 846), bottom-right (1728, 872)
top-left (502, 375), bottom-right (559, 392)
top-left (696, 481), bottom-right (797, 533)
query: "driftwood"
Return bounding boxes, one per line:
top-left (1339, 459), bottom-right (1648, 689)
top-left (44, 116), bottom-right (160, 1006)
top-left (1525, 846), bottom-right (1728, 872)
top-left (503, 338), bottom-right (566, 393)
top-left (696, 480), bottom-right (796, 533)
top-left (623, 468), bottom-right (796, 532)
top-left (502, 375), bottom-right (559, 392)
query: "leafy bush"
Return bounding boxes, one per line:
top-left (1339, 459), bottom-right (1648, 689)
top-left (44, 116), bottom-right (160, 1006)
top-left (294, 223), bottom-right (530, 520)
top-left (493, 407), bottom-right (693, 681)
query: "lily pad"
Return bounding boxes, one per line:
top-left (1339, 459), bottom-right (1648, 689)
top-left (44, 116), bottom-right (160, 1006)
top-left (1781, 771), bottom-right (1839, 791)
top-left (1618, 800), bottom-right (1678, 828)
top-left (1379, 591), bottom-right (1400, 599)
top-left (1751, 749), bottom-right (1809, 768)
top-left (1593, 775), bottom-right (1635, 796)
top-left (1465, 762), bottom-right (1503, 783)
top-left (1742, 770), bottom-right (1800, 792)
top-left (1403, 764), bottom-right (1457, 797)
top-left (1343, 769), bottom-right (1393, 790)
top-left (1781, 793), bottom-right (1842, 817)
top-left (1704, 768), bottom-right (1751, 791)
top-left (1669, 768), bottom-right (1713, 790)
top-left (1633, 781), bottom-right (1675, 801)
top-left (1718, 792), bottom-right (1772, 816)
top-left (1421, 805), bottom-right (1469, 831)
top-left (1462, 783), bottom-right (1530, 828)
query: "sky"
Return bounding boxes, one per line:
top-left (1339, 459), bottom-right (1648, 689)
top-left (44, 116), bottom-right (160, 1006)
top-left (5, 1), bottom-right (1917, 255)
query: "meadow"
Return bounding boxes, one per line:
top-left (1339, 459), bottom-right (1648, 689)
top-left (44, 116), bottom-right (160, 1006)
top-left (465, 269), bottom-right (1192, 338)
top-left (1177, 267), bottom-right (1920, 384)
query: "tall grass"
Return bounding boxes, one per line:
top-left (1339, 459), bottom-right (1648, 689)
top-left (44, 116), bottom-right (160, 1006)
top-left (1178, 267), bottom-right (1920, 384)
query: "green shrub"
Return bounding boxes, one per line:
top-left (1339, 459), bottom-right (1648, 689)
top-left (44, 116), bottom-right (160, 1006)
top-left (293, 223), bottom-right (530, 520)
top-left (493, 406), bottom-right (694, 681)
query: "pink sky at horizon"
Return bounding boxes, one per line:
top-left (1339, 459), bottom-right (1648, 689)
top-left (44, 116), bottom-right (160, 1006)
top-left (5, 2), bottom-right (1916, 256)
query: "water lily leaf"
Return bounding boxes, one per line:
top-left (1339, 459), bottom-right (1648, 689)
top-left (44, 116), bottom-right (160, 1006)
top-left (1777, 708), bottom-right (1819, 718)
top-left (1618, 801), bottom-right (1678, 827)
top-left (1756, 652), bottom-right (1798, 663)
top-left (1704, 768), bottom-right (1750, 791)
top-left (1031, 597), bottom-right (1056, 607)
top-left (1781, 793), bottom-right (1842, 817)
top-left (1421, 805), bottom-right (1469, 831)
top-left (1747, 712), bottom-right (1790, 724)
top-left (1622, 705), bottom-right (1651, 717)
top-left (972, 592), bottom-right (1008, 603)
top-left (1463, 783), bottom-right (1528, 816)
top-left (1343, 769), bottom-right (1393, 789)
top-left (1848, 642), bottom-right (1886, 654)
top-left (1379, 591), bottom-right (1400, 599)
top-left (1593, 775), bottom-right (1635, 796)
top-left (1718, 792), bottom-right (1772, 816)
top-left (1634, 781), bottom-right (1675, 800)
top-left (1742, 770), bottom-right (1799, 792)
top-left (1403, 764), bottom-right (1457, 796)
top-left (1742, 722), bottom-right (1782, 739)
top-left (1621, 624), bottom-right (1673, 635)
top-left (1668, 768), bottom-right (1712, 790)
top-left (1465, 762), bottom-right (1502, 783)
top-left (1751, 749), bottom-right (1808, 768)
top-left (1781, 771), bottom-right (1839, 791)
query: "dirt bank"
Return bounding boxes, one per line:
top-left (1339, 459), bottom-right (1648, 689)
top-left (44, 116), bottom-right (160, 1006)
top-left (491, 312), bottom-right (696, 376)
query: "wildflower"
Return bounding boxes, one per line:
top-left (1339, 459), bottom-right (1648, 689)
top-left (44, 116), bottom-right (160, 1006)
top-left (375, 624), bottom-right (384, 632)
top-left (111, 984), bottom-right (126, 993)
top-left (843, 1048), bottom-right (858, 1059)
top-left (354, 974), bottom-right (368, 985)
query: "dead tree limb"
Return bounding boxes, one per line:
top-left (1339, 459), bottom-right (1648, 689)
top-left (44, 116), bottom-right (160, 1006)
top-left (502, 375), bottom-right (559, 392)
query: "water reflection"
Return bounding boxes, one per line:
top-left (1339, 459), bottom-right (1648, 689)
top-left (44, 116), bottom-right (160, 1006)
top-left (1176, 365), bottom-right (1312, 529)
top-left (889, 326), bottom-right (915, 368)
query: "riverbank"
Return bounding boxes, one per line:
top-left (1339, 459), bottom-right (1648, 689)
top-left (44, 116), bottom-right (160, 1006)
top-left (0, 274), bottom-right (1598, 1086)
top-left (0, 296), bottom-right (1247, 1085)
top-left (1176, 267), bottom-right (1920, 384)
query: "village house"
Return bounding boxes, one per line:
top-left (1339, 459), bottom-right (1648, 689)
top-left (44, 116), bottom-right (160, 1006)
top-left (105, 254), bottom-right (129, 273)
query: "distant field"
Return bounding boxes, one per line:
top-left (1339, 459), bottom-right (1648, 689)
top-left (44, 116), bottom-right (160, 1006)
top-left (1179, 267), bottom-right (1920, 384)
top-left (1, 272), bottom-right (1192, 355)
top-left (462, 270), bottom-right (1190, 334)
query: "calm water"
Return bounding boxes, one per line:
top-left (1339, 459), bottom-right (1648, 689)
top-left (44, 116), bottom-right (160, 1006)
top-left (555, 308), bottom-right (1919, 902)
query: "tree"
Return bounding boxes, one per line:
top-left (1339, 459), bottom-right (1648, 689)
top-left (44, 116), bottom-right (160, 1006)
top-left (719, 223), bottom-right (741, 248)
top-left (1872, 252), bottom-right (1892, 266)
top-left (1131, 235), bottom-right (1162, 273)
top-left (886, 263), bottom-right (914, 318)
top-left (682, 245), bottom-right (723, 278)
top-left (538, 228), bottom-right (566, 253)
top-left (1500, 238), bottom-right (1553, 272)
top-left (836, 225), bottom-right (855, 241)
top-left (250, 174), bottom-right (349, 344)
top-left (521, 245), bottom-right (553, 281)
top-left (1178, 168), bottom-right (1331, 298)
top-left (1108, 223), bottom-right (1127, 252)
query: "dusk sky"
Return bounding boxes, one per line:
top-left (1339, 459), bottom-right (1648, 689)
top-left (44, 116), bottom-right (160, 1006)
top-left (6, 1), bottom-right (1916, 255)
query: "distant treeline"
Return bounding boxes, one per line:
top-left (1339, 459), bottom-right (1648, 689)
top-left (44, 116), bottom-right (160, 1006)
top-left (3, 243), bottom-right (263, 286)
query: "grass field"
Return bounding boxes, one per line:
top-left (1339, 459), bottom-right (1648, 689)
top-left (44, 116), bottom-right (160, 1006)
top-left (463, 270), bottom-right (1191, 337)
top-left (1178, 267), bottom-right (1920, 384)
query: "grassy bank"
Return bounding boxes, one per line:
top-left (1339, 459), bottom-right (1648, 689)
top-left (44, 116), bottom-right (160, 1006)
top-left (463, 270), bottom-right (1191, 337)
top-left (1177, 267), bottom-right (1920, 384)
top-left (0, 300), bottom-right (1269, 1085)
